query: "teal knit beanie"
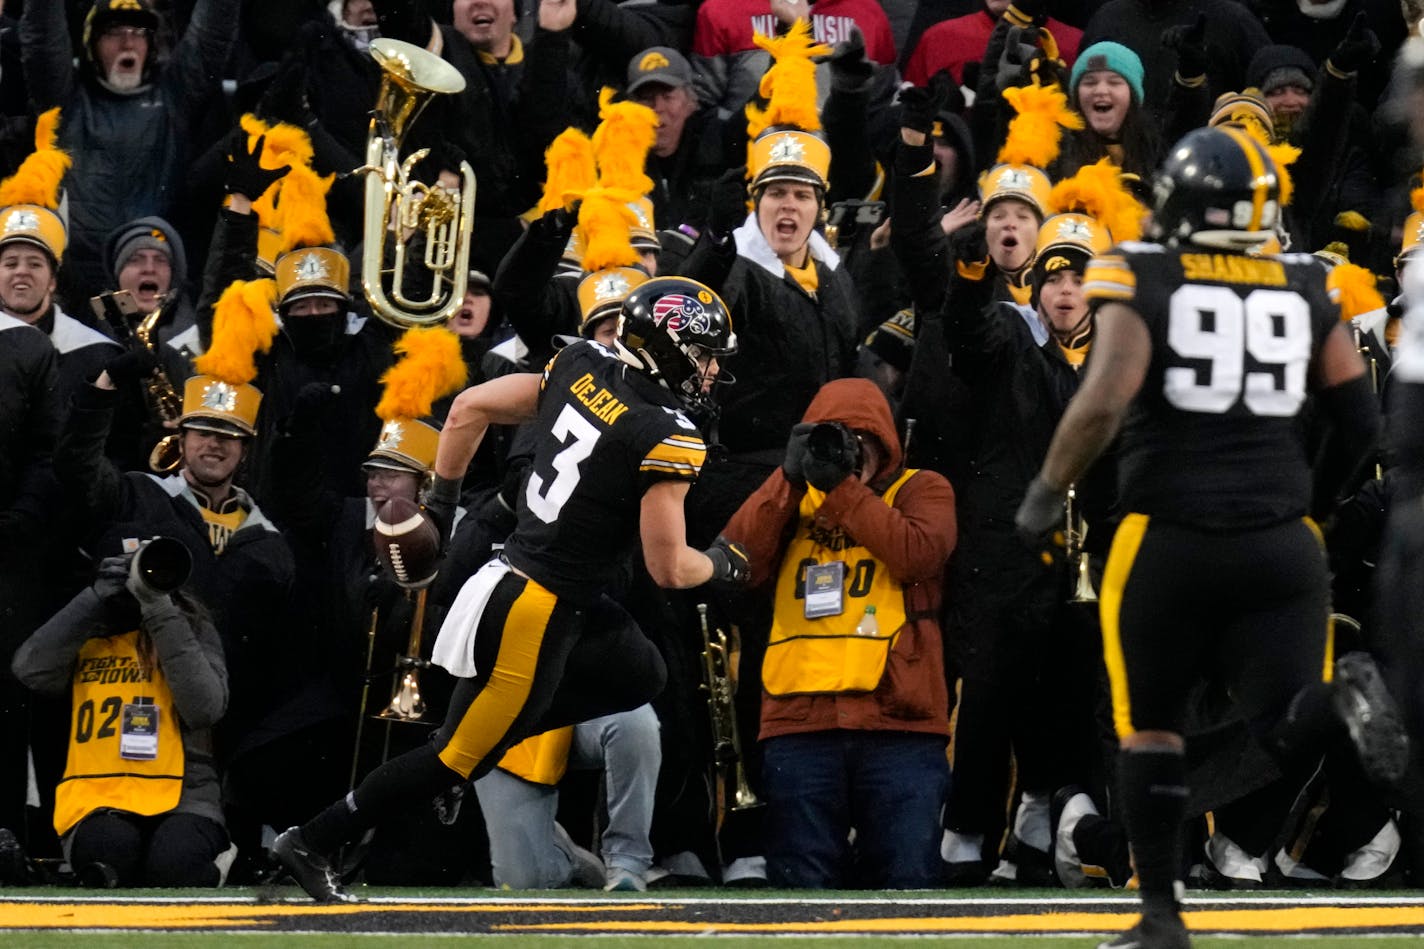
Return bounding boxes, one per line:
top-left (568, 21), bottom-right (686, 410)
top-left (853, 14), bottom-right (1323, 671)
top-left (1070, 41), bottom-right (1145, 104)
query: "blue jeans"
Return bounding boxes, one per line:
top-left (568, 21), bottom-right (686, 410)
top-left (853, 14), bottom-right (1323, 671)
top-left (762, 730), bottom-right (949, 888)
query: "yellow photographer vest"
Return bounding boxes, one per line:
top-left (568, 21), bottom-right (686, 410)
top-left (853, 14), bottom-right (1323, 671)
top-left (53, 631), bottom-right (184, 836)
top-left (763, 470), bottom-right (916, 696)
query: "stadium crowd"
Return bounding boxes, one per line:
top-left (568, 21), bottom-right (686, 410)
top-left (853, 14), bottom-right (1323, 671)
top-left (1, 0), bottom-right (1424, 916)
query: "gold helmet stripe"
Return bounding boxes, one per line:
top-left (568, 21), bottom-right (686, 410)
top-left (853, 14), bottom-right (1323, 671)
top-left (1219, 126), bottom-right (1269, 232)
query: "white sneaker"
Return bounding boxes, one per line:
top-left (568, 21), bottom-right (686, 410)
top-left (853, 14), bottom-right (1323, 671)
top-left (722, 855), bottom-right (768, 887)
top-left (1054, 791), bottom-right (1099, 888)
top-left (1273, 847), bottom-right (1330, 884)
top-left (1203, 832), bottom-right (1266, 887)
top-left (1339, 818), bottom-right (1401, 883)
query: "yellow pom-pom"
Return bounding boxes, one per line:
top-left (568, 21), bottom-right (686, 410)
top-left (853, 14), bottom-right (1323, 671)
top-left (194, 279), bottom-right (280, 386)
top-left (376, 327), bottom-right (469, 422)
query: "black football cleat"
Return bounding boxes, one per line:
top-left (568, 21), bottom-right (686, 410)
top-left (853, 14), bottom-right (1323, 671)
top-left (1097, 911), bottom-right (1192, 949)
top-left (272, 827), bottom-right (358, 904)
top-left (1333, 652), bottom-right (1410, 786)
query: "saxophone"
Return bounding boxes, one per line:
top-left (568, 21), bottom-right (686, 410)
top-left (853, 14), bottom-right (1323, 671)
top-left (133, 297), bottom-right (184, 473)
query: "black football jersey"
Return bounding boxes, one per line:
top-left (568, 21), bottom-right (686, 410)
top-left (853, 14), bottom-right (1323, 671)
top-left (1083, 243), bottom-right (1338, 529)
top-left (501, 340), bottom-right (707, 601)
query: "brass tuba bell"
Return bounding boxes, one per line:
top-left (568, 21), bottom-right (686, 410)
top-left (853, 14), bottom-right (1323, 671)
top-left (358, 39), bottom-right (477, 329)
top-left (1065, 483), bottom-right (1098, 604)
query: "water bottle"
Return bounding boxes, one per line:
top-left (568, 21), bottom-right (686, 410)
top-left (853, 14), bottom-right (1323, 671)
top-left (855, 605), bottom-right (879, 637)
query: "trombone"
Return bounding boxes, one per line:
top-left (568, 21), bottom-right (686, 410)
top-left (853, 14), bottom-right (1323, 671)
top-left (1064, 483), bottom-right (1097, 604)
top-left (697, 603), bottom-right (762, 815)
top-left (358, 38), bottom-right (477, 329)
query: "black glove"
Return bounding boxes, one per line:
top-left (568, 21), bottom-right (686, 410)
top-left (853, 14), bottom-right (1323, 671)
top-left (529, 202), bottom-right (580, 247)
top-left (423, 474), bottom-right (463, 551)
top-left (802, 422), bottom-right (860, 491)
top-left (1329, 12), bottom-right (1380, 76)
top-left (952, 220), bottom-right (989, 265)
top-left (104, 346), bottom-right (158, 389)
top-left (995, 27), bottom-right (1040, 91)
top-left (898, 84), bottom-right (947, 136)
top-left (1014, 476), bottom-right (1066, 549)
top-left (706, 166), bottom-right (749, 240)
top-left (287, 381), bottom-right (339, 433)
top-left (92, 555), bottom-right (133, 601)
top-left (704, 536), bottom-right (751, 585)
top-left (225, 131), bottom-right (291, 201)
top-left (781, 422), bottom-right (815, 488)
top-left (1162, 13), bottom-right (1208, 79)
top-left (256, 55), bottom-right (313, 128)
top-left (1006, 0), bottom-right (1047, 26)
top-left (828, 26), bottom-right (874, 93)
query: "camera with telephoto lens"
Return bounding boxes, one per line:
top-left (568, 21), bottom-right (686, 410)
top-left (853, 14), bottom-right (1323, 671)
top-left (130, 537), bottom-right (192, 595)
top-left (805, 421), bottom-right (862, 470)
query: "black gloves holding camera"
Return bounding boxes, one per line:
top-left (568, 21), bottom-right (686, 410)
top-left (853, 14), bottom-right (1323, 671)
top-left (784, 421), bottom-right (861, 492)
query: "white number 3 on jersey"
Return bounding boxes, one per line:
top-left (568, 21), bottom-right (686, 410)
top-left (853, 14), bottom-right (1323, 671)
top-left (1165, 285), bottom-right (1311, 417)
top-left (526, 404), bottom-right (601, 523)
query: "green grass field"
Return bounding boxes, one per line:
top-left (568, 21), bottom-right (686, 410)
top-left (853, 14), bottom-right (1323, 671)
top-left (5, 936), bottom-right (1424, 948)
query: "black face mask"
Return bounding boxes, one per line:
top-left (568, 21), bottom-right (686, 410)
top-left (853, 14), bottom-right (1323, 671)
top-left (282, 312), bottom-right (343, 357)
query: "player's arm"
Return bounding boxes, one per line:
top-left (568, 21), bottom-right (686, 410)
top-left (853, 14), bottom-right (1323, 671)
top-left (640, 481), bottom-right (748, 589)
top-left (1309, 321), bottom-right (1379, 515)
top-left (1016, 301), bottom-right (1151, 541)
top-left (435, 373), bottom-right (543, 480)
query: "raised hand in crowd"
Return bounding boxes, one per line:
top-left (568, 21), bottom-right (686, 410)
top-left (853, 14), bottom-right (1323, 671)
top-left (528, 202), bottom-right (580, 246)
top-left (256, 56), bottom-right (315, 129)
top-left (1006, 0), bottom-right (1048, 27)
top-left (1328, 12), bottom-right (1381, 77)
top-left (950, 220), bottom-right (989, 269)
top-left (1162, 13), bottom-right (1208, 82)
top-left (995, 27), bottom-right (1042, 92)
top-left (828, 27), bottom-right (875, 93)
top-left (898, 83), bottom-right (947, 142)
top-left (225, 133), bottom-right (291, 205)
top-left (538, 0), bottom-right (578, 33)
top-left (101, 347), bottom-right (160, 392)
top-left (940, 198), bottom-right (981, 237)
top-left (706, 166), bottom-right (750, 241)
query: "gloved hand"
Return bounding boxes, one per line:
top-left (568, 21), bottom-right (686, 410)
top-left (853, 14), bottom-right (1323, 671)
top-left (256, 56), bottom-right (313, 128)
top-left (1006, 0), bottom-right (1047, 27)
top-left (995, 27), bottom-right (1040, 91)
top-left (898, 84), bottom-right (948, 136)
top-left (1014, 476), bottom-right (1066, 549)
top-left (423, 474), bottom-right (463, 551)
top-left (952, 220), bottom-right (989, 266)
top-left (287, 381), bottom-right (339, 434)
top-left (706, 166), bottom-right (749, 240)
top-left (1162, 13), bottom-right (1208, 80)
top-left (497, 458), bottom-right (530, 514)
top-left (781, 422), bottom-right (815, 488)
top-left (126, 550), bottom-right (172, 608)
top-left (225, 131), bottom-right (291, 202)
top-left (802, 422), bottom-right (861, 491)
top-left (92, 555), bottom-right (133, 601)
top-left (1329, 12), bottom-right (1380, 76)
top-left (704, 536), bottom-right (751, 585)
top-left (828, 26), bottom-right (874, 93)
top-left (529, 202), bottom-right (580, 247)
top-left (104, 346), bottom-right (158, 389)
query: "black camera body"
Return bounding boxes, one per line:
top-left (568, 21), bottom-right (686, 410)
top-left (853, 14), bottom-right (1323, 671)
top-left (805, 421), bottom-right (862, 470)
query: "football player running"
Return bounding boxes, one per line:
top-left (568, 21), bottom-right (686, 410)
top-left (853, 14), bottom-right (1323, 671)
top-left (1015, 127), bottom-right (1408, 949)
top-left (274, 277), bottom-right (746, 902)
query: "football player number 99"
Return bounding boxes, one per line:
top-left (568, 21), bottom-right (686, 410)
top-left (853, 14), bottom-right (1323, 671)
top-left (1165, 285), bottom-right (1311, 417)
top-left (526, 404), bottom-right (601, 523)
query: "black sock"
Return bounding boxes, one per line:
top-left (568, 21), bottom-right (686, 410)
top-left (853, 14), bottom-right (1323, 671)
top-left (1118, 747), bottom-right (1188, 916)
top-left (301, 744), bottom-right (464, 855)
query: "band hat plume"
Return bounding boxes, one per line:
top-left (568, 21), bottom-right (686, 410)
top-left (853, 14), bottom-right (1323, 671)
top-left (1327, 260), bottom-right (1387, 322)
top-left (0, 108), bottom-right (72, 262)
top-left (188, 277), bottom-right (277, 437)
top-left (746, 19), bottom-right (831, 192)
top-left (980, 81), bottom-right (1081, 219)
top-left (1047, 157), bottom-right (1145, 244)
top-left (537, 128), bottom-right (597, 216)
top-left (370, 326), bottom-right (468, 472)
top-left (237, 114), bottom-right (338, 275)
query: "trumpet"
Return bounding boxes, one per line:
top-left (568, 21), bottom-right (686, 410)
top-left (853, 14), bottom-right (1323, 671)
top-left (1352, 325), bottom-right (1384, 480)
top-left (359, 38), bottom-right (477, 329)
top-left (697, 603), bottom-right (762, 813)
top-left (1064, 483), bottom-right (1097, 604)
top-left (378, 587), bottom-right (431, 722)
top-left (134, 297), bottom-right (184, 473)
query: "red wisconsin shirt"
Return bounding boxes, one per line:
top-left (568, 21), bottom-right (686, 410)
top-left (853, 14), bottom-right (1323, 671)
top-left (693, 0), bottom-right (898, 65)
top-left (903, 10), bottom-right (1082, 87)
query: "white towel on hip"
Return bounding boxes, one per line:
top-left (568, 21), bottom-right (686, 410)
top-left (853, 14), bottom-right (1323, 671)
top-left (431, 558), bottom-right (511, 678)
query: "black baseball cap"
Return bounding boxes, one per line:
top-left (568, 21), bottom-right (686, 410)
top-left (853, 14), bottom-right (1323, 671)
top-left (627, 47), bottom-right (693, 97)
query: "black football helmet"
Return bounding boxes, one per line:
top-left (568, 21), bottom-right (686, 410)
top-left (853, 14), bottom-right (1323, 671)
top-left (614, 276), bottom-right (737, 414)
top-left (1151, 126), bottom-right (1282, 250)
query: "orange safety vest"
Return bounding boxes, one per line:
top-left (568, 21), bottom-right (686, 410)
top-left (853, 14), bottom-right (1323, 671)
top-left (762, 469), bottom-right (916, 696)
top-left (53, 631), bottom-right (184, 836)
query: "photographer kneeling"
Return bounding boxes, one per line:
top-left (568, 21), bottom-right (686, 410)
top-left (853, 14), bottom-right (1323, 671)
top-left (721, 378), bottom-right (957, 888)
top-left (12, 539), bottom-right (229, 887)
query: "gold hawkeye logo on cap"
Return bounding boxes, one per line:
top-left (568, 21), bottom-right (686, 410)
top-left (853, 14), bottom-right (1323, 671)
top-left (639, 51), bottom-right (670, 71)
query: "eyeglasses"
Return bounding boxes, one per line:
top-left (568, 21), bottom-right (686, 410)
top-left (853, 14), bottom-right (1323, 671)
top-left (102, 25), bottom-right (152, 41)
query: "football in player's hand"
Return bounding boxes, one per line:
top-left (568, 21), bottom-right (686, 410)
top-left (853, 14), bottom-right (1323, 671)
top-left (374, 497), bottom-right (440, 588)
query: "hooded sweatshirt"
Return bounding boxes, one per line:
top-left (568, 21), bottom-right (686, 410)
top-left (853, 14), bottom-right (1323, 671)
top-left (722, 377), bottom-right (956, 740)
